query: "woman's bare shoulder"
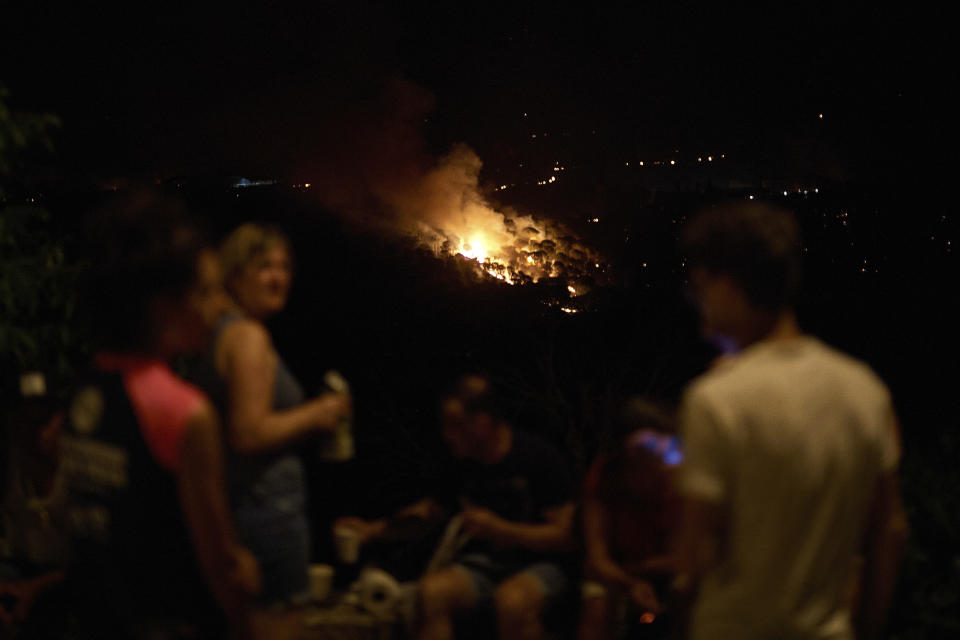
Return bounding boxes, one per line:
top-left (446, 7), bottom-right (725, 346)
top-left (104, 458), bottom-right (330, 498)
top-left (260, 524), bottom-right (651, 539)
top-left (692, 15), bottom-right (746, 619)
top-left (216, 318), bottom-right (274, 368)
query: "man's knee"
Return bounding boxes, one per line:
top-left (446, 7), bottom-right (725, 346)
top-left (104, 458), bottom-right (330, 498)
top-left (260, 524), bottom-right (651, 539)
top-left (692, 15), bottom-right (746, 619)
top-left (494, 574), bottom-right (545, 625)
top-left (420, 569), bottom-right (474, 617)
top-left (580, 591), bottom-right (609, 621)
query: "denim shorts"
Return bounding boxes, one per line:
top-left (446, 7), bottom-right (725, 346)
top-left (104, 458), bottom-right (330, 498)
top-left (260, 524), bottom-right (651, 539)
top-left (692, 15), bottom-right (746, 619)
top-left (451, 552), bottom-right (570, 609)
top-left (232, 455), bottom-right (311, 606)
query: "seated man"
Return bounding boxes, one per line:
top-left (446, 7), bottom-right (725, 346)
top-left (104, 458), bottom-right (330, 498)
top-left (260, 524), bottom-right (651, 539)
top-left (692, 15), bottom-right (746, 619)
top-left (579, 398), bottom-right (680, 640)
top-left (337, 375), bottom-right (576, 640)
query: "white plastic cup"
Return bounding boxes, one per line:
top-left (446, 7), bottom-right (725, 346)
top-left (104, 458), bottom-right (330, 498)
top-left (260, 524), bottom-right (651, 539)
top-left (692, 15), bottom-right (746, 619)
top-left (333, 525), bottom-right (361, 564)
top-left (310, 564), bottom-right (334, 602)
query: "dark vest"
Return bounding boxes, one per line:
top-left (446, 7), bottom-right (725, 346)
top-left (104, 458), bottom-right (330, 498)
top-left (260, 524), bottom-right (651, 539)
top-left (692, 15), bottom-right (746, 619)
top-left (62, 368), bottom-right (220, 637)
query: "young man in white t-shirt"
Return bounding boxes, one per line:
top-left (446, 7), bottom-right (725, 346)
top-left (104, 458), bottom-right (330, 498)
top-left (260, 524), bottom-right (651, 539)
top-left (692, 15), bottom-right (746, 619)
top-left (675, 202), bottom-right (908, 640)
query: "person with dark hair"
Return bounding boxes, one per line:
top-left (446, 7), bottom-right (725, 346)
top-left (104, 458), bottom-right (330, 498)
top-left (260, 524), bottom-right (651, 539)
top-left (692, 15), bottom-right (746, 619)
top-left (62, 190), bottom-right (260, 639)
top-left (674, 202), bottom-right (908, 640)
top-left (0, 372), bottom-right (69, 637)
top-left (194, 222), bottom-right (350, 640)
top-left (335, 375), bottom-right (576, 640)
top-left (578, 398), bottom-right (680, 640)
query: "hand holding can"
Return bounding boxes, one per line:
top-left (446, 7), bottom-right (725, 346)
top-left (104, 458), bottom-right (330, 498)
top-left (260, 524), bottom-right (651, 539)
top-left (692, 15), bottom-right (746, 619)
top-left (318, 370), bottom-right (353, 461)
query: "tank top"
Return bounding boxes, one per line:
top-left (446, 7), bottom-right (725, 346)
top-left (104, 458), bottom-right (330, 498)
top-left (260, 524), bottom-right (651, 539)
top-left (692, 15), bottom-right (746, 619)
top-left (196, 312), bottom-right (311, 604)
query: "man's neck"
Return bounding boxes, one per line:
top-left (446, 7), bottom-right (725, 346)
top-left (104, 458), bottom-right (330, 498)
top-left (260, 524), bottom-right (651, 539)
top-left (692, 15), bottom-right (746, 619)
top-left (480, 424), bottom-right (513, 465)
top-left (738, 309), bottom-right (802, 349)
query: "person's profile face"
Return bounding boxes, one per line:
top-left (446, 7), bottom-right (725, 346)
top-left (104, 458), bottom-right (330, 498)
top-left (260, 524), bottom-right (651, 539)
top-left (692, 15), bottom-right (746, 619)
top-left (192, 249), bottom-right (229, 329)
top-left (233, 244), bottom-right (293, 319)
top-left (441, 399), bottom-right (487, 459)
top-left (177, 249), bottom-right (229, 352)
top-left (689, 267), bottom-right (740, 344)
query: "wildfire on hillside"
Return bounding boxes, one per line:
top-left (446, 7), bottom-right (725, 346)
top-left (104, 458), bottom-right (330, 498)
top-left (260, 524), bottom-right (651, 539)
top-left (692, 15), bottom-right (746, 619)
top-left (405, 146), bottom-right (607, 287)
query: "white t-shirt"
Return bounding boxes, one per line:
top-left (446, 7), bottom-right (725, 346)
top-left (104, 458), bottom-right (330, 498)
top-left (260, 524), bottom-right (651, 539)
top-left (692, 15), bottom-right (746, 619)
top-left (680, 335), bottom-right (899, 640)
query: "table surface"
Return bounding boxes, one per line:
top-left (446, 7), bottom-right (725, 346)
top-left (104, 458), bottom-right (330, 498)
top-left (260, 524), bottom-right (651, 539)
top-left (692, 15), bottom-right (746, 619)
top-left (300, 597), bottom-right (398, 640)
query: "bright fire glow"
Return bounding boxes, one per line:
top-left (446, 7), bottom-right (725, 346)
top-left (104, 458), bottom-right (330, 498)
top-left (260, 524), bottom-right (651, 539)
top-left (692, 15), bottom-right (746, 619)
top-left (405, 145), bottom-right (606, 286)
top-left (460, 236), bottom-right (488, 262)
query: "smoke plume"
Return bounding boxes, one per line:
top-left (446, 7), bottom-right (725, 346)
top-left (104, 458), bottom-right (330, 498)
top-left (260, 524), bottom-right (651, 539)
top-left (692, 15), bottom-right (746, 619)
top-left (307, 77), bottom-right (603, 285)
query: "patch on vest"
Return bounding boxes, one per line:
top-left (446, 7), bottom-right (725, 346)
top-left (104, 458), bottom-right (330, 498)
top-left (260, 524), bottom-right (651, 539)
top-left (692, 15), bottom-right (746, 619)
top-left (61, 435), bottom-right (130, 491)
top-left (66, 503), bottom-right (113, 541)
top-left (69, 386), bottom-right (105, 435)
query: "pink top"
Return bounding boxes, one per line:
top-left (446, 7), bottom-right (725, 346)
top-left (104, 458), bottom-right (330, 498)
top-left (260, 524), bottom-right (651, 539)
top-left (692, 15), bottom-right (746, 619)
top-left (96, 353), bottom-right (205, 472)
top-left (584, 451), bottom-right (678, 568)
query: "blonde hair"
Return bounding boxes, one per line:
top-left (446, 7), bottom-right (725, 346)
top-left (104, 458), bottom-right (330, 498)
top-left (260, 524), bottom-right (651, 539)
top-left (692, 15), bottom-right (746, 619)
top-left (220, 223), bottom-right (292, 288)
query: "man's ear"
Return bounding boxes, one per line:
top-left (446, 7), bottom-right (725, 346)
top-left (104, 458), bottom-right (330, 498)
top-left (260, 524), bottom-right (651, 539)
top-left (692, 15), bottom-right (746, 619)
top-left (475, 412), bottom-right (495, 433)
top-left (714, 273), bottom-right (753, 311)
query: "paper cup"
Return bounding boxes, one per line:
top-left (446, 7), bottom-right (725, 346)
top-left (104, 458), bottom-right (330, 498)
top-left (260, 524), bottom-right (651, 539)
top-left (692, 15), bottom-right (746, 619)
top-left (310, 564), bottom-right (334, 602)
top-left (333, 526), bottom-right (360, 564)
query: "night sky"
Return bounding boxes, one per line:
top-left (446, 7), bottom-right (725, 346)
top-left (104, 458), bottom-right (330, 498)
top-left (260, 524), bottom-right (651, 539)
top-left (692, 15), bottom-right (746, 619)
top-left (0, 2), bottom-right (936, 185)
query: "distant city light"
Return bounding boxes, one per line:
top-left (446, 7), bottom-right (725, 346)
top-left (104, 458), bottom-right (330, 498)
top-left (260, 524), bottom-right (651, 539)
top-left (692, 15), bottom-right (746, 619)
top-left (670, 160), bottom-right (675, 166)
top-left (707, 156), bottom-right (713, 162)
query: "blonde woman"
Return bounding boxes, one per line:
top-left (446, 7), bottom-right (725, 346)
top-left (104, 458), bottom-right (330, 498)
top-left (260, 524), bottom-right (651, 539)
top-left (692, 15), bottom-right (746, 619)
top-left (210, 223), bottom-right (349, 636)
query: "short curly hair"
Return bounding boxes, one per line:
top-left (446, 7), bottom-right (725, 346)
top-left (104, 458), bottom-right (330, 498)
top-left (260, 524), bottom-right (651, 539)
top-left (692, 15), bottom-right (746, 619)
top-left (681, 201), bottom-right (802, 310)
top-left (219, 222), bottom-right (292, 293)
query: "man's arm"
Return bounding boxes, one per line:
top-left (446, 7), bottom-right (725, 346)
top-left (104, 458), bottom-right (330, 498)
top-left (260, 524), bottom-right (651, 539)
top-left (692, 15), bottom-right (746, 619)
top-left (582, 493), bottom-right (633, 586)
top-left (460, 501), bottom-right (577, 553)
top-left (334, 498), bottom-right (448, 545)
top-left (854, 470), bottom-right (909, 640)
top-left (178, 400), bottom-right (260, 629)
top-left (673, 496), bottom-right (725, 594)
top-left (673, 385), bottom-right (729, 595)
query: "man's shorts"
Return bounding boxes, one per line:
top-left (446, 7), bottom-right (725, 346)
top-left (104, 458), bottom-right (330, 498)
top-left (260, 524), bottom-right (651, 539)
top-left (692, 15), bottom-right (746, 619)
top-left (450, 552), bottom-right (570, 609)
